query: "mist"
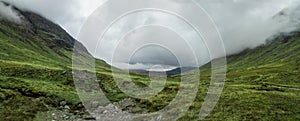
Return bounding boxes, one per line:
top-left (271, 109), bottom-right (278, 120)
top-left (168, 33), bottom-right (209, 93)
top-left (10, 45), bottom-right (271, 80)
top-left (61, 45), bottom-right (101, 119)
top-left (1, 0), bottom-right (104, 37)
top-left (197, 0), bottom-right (300, 54)
top-left (1, 0), bottom-right (300, 70)
top-left (0, 2), bottom-right (21, 23)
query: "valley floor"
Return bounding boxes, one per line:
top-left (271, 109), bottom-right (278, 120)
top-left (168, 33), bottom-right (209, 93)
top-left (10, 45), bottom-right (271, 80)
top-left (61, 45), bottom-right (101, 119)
top-left (0, 59), bottom-right (300, 121)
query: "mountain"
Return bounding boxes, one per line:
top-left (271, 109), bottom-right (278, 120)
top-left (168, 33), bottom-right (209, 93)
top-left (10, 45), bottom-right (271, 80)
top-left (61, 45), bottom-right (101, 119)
top-left (190, 31), bottom-right (300, 120)
top-left (0, 3), bottom-right (112, 120)
top-left (0, 2), bottom-right (110, 69)
top-left (0, 3), bottom-right (300, 121)
top-left (129, 69), bottom-right (152, 75)
top-left (166, 67), bottom-right (197, 75)
top-left (129, 67), bottom-right (197, 76)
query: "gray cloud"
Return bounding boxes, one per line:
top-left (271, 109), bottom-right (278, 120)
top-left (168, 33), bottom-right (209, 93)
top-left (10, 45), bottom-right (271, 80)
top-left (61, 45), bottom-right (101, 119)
top-left (0, 2), bottom-right (22, 23)
top-left (1, 0), bottom-right (300, 70)
top-left (89, 0), bottom-right (300, 69)
top-left (196, 0), bottom-right (300, 54)
top-left (1, 0), bottom-right (104, 37)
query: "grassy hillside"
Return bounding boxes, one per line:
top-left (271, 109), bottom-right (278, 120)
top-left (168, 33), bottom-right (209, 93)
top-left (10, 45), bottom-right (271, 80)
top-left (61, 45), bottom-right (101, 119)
top-left (188, 32), bottom-right (300, 120)
top-left (0, 7), bottom-right (112, 120)
top-left (0, 5), bottom-right (300, 121)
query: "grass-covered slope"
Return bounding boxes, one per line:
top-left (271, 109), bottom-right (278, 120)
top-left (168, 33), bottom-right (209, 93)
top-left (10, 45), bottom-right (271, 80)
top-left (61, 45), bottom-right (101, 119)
top-left (0, 7), bottom-right (112, 120)
top-left (186, 32), bottom-right (300, 120)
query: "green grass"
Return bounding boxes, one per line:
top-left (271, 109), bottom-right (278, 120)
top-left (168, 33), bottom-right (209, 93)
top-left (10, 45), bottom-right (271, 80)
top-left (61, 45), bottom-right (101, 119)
top-left (1, 15), bottom-right (300, 121)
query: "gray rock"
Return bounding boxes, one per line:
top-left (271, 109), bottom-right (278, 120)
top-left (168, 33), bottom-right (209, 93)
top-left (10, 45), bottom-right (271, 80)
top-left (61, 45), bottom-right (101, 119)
top-left (60, 101), bottom-right (67, 106)
top-left (64, 105), bottom-right (70, 110)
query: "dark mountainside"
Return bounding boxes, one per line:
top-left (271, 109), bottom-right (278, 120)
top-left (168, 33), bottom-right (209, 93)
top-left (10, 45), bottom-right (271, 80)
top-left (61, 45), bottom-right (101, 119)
top-left (0, 3), bottom-right (300, 121)
top-left (166, 67), bottom-right (197, 75)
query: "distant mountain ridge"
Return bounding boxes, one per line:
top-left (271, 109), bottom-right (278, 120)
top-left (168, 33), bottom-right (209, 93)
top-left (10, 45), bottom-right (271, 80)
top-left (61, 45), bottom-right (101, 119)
top-left (129, 67), bottom-right (197, 76)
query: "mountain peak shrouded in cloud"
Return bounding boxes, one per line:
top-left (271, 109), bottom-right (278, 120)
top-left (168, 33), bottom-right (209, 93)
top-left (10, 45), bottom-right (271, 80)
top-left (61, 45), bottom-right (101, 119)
top-left (0, 2), bottom-right (22, 23)
top-left (2, 0), bottom-right (300, 70)
top-left (0, 2), bottom-right (90, 59)
top-left (1, 0), bottom-right (104, 37)
top-left (197, 0), bottom-right (300, 54)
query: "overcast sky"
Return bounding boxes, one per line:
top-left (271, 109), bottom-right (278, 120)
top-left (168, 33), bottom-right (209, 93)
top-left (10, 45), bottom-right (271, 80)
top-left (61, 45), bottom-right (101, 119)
top-left (1, 0), bottom-right (300, 70)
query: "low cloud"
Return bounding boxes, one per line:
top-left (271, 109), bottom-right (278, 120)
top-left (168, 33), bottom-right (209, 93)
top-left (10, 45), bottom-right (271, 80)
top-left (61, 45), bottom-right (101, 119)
top-left (1, 0), bottom-right (104, 37)
top-left (197, 0), bottom-right (300, 54)
top-left (114, 62), bottom-right (177, 71)
top-left (91, 0), bottom-right (300, 69)
top-left (0, 2), bottom-right (22, 23)
top-left (1, 0), bottom-right (300, 69)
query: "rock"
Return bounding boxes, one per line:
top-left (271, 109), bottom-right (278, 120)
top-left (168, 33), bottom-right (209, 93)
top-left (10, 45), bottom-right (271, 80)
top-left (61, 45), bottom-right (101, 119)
top-left (64, 105), bottom-right (70, 110)
top-left (91, 101), bottom-right (99, 109)
top-left (83, 116), bottom-right (96, 120)
top-left (116, 98), bottom-right (135, 109)
top-left (156, 115), bottom-right (162, 121)
top-left (60, 101), bottom-right (67, 106)
top-left (103, 110), bottom-right (108, 114)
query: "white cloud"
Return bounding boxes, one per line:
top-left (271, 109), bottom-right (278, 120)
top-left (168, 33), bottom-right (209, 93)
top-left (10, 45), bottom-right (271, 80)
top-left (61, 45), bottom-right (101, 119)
top-left (0, 2), bottom-right (22, 23)
top-left (196, 0), bottom-right (300, 54)
top-left (114, 62), bottom-right (177, 71)
top-left (1, 0), bottom-right (104, 37)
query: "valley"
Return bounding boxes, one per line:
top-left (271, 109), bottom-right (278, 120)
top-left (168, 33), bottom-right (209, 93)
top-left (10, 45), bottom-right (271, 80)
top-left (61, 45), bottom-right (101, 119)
top-left (0, 5), bottom-right (300, 121)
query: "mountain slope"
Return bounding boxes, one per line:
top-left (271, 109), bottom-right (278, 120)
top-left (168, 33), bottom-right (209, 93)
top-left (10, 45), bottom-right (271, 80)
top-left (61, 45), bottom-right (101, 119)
top-left (129, 67), bottom-right (197, 76)
top-left (0, 4), bottom-right (113, 120)
top-left (166, 67), bottom-right (197, 75)
top-left (0, 8), bottom-right (110, 69)
top-left (182, 32), bottom-right (300, 120)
